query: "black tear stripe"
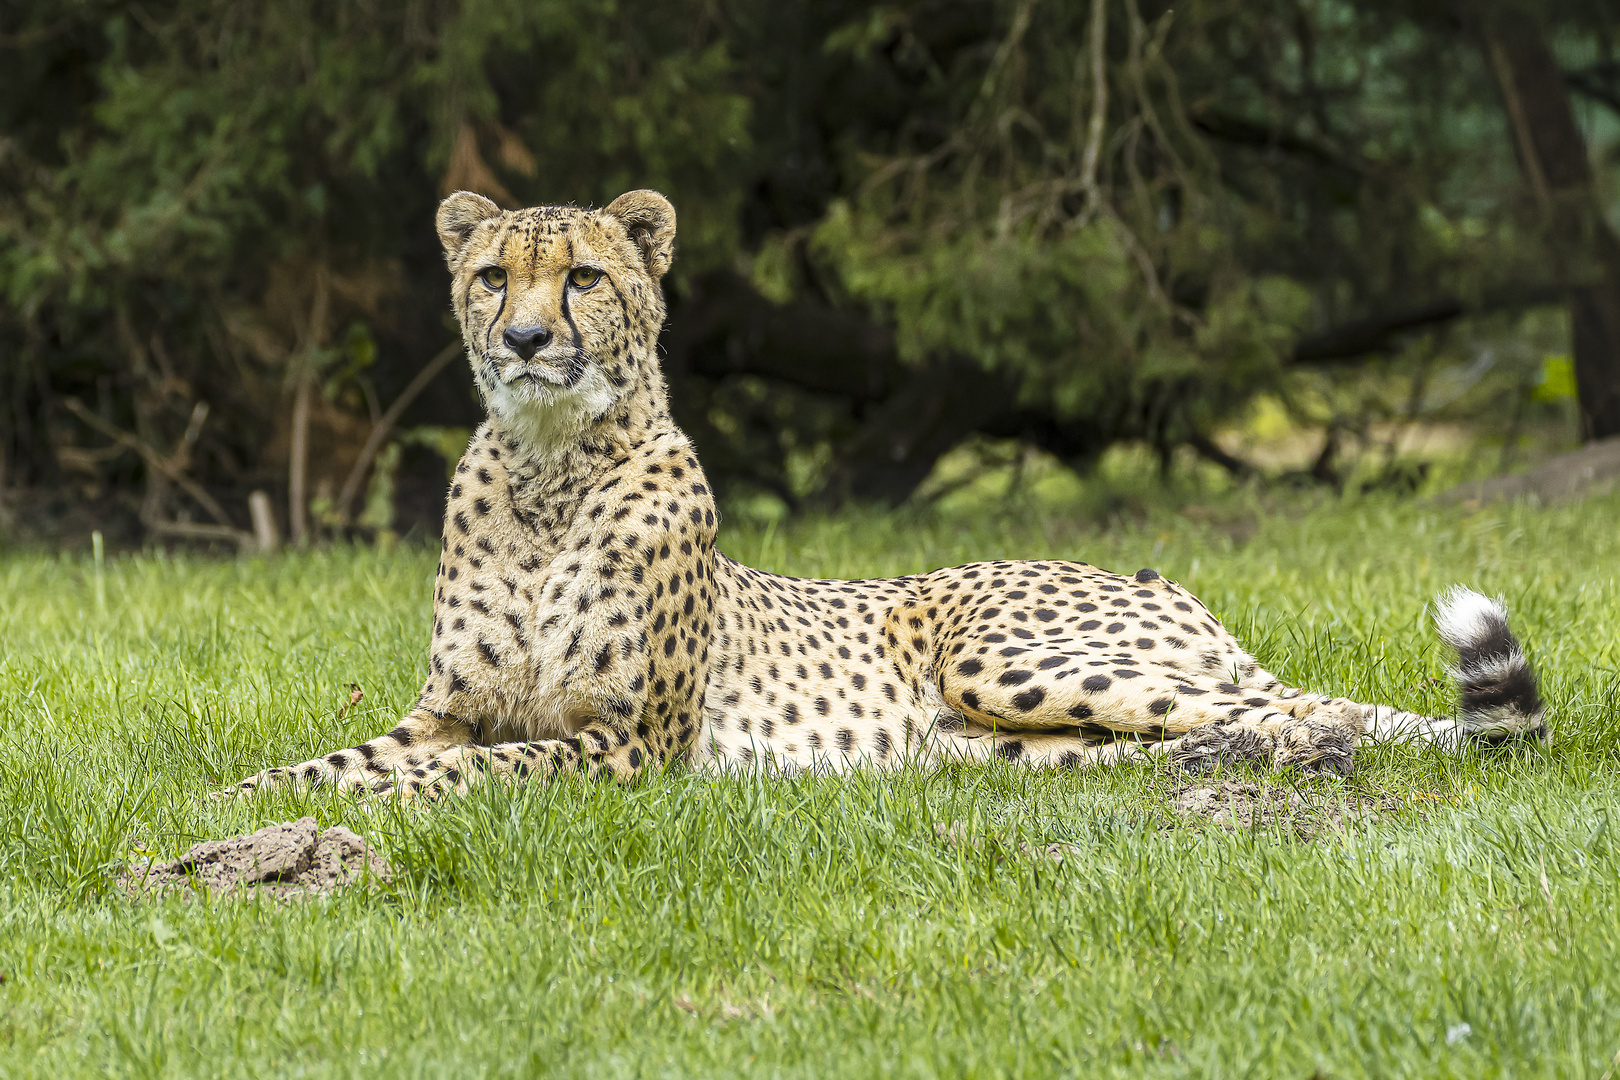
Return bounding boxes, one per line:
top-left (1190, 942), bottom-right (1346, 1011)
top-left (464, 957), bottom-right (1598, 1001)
top-left (560, 286), bottom-right (583, 355)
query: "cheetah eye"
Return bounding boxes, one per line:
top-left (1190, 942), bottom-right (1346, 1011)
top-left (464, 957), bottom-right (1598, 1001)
top-left (568, 266), bottom-right (602, 289)
top-left (478, 267), bottom-right (507, 290)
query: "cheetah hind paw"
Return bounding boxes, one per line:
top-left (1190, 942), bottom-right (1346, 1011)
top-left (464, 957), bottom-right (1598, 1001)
top-left (1272, 720), bottom-right (1355, 777)
top-left (1169, 723), bottom-right (1271, 774)
top-left (206, 768), bottom-right (286, 801)
top-left (1170, 720), bottom-right (1354, 777)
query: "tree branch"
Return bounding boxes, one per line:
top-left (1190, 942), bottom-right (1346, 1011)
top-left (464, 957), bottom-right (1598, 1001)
top-left (1291, 282), bottom-right (1567, 364)
top-left (1566, 62), bottom-right (1620, 115)
top-left (146, 520), bottom-right (257, 548)
top-left (62, 397), bottom-right (241, 532)
top-left (1188, 107), bottom-right (1368, 177)
top-left (1186, 433), bottom-right (1257, 478)
top-left (334, 339), bottom-right (464, 526)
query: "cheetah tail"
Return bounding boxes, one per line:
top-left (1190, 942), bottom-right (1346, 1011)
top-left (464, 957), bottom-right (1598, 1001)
top-left (1433, 586), bottom-right (1548, 745)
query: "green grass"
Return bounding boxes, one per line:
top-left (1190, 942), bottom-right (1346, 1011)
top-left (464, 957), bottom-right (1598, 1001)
top-left (2, 493), bottom-right (1619, 1077)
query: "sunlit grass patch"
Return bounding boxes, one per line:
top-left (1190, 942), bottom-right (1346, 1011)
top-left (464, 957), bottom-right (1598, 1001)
top-left (0, 493), bottom-right (1617, 1076)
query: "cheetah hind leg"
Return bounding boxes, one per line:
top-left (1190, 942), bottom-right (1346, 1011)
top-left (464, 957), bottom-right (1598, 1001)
top-left (938, 727), bottom-right (1174, 770)
top-left (1173, 586), bottom-right (1551, 774)
top-left (933, 641), bottom-right (1361, 776)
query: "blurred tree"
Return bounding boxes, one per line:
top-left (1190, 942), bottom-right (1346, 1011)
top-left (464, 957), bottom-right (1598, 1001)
top-left (1470, 0), bottom-right (1620, 439)
top-left (0, 0), bottom-right (1616, 540)
top-left (0, 0), bottom-right (747, 541)
top-left (676, 0), bottom-right (1617, 499)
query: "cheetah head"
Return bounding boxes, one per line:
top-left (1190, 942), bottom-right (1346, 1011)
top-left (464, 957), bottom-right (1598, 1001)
top-left (436, 189), bottom-right (676, 447)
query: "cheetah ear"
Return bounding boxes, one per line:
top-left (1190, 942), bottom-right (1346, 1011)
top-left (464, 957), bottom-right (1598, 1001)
top-left (604, 190), bottom-right (676, 280)
top-left (436, 191), bottom-right (503, 266)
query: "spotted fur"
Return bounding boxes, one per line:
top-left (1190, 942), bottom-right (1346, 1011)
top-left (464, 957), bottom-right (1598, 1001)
top-left (229, 191), bottom-right (1547, 799)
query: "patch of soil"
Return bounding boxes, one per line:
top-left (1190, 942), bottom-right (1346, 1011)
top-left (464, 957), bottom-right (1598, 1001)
top-left (1169, 780), bottom-right (1400, 838)
top-left (933, 780), bottom-right (1405, 858)
top-left (120, 817), bottom-right (391, 900)
top-left (1436, 435), bottom-right (1620, 507)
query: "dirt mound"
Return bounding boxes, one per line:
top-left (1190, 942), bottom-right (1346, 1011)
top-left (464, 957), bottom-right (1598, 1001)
top-left (1170, 780), bottom-right (1398, 837)
top-left (120, 817), bottom-right (391, 899)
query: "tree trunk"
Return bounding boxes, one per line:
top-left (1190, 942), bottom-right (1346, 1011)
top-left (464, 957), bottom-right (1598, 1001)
top-left (287, 372), bottom-right (313, 546)
top-left (1572, 284), bottom-right (1620, 439)
top-left (1483, 4), bottom-right (1620, 439)
top-left (287, 262), bottom-right (331, 547)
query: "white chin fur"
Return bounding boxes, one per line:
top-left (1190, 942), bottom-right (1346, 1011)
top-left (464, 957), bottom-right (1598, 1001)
top-left (1433, 586), bottom-right (1507, 650)
top-left (484, 365), bottom-right (618, 449)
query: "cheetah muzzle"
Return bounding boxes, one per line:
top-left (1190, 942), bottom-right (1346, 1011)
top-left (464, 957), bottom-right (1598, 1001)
top-left (228, 191), bottom-right (1549, 800)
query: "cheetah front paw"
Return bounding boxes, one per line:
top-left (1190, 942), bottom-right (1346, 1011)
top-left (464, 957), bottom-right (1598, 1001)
top-left (211, 764), bottom-right (378, 801)
top-left (208, 767), bottom-right (295, 801)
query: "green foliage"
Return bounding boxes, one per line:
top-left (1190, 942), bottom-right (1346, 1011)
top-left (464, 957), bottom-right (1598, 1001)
top-left (0, 0), bottom-right (1616, 521)
top-left (786, 0), bottom-right (1616, 449)
top-left (0, 495), bottom-right (1618, 1073)
top-left (0, 0), bottom-right (749, 518)
top-left (814, 201), bottom-right (1311, 424)
top-left (1, 0), bottom-right (748, 298)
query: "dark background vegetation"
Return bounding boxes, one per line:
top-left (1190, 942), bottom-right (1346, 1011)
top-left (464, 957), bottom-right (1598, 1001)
top-left (1, 0), bottom-right (1617, 547)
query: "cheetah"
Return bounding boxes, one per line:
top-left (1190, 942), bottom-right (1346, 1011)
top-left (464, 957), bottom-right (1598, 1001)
top-left (230, 189), bottom-right (1547, 799)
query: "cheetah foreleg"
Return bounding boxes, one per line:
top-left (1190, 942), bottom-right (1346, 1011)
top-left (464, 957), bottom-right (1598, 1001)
top-left (223, 711), bottom-right (473, 798)
top-left (379, 724), bottom-right (653, 801)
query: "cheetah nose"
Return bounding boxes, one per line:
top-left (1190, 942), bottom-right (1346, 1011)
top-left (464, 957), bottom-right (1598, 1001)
top-left (502, 324), bottom-right (552, 361)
